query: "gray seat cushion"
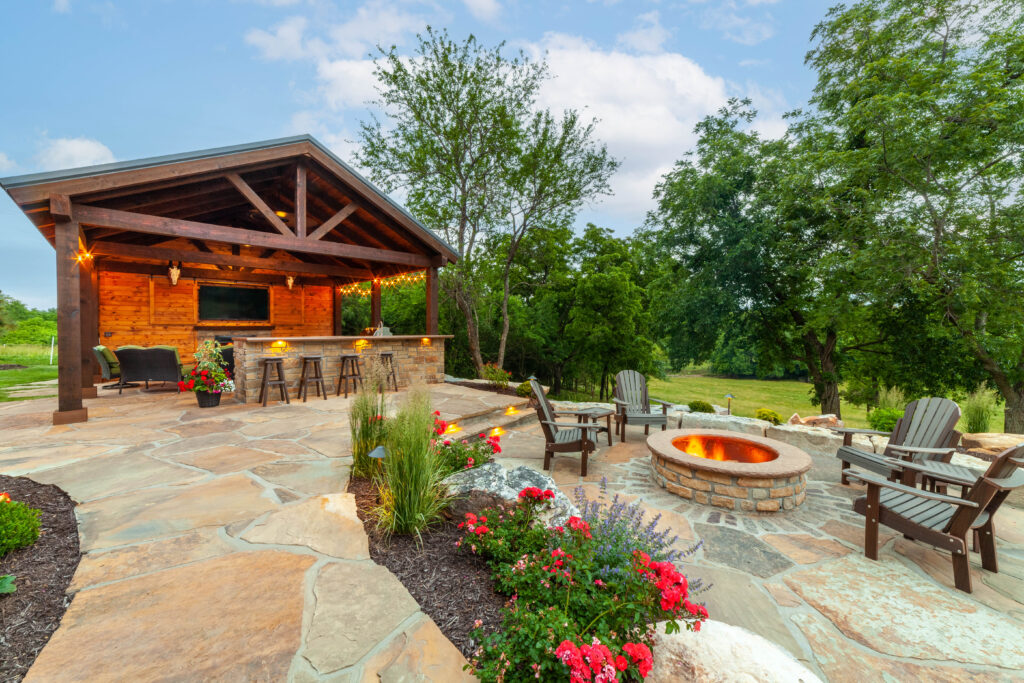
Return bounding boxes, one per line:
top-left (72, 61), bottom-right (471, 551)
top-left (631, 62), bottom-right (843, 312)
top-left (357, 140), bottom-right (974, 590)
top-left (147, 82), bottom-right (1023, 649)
top-left (867, 488), bottom-right (990, 532)
top-left (555, 428), bottom-right (583, 444)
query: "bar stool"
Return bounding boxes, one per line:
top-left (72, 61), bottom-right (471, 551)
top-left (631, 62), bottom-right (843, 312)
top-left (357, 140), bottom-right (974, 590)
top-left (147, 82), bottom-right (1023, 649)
top-left (297, 355), bottom-right (328, 402)
top-left (258, 357), bottom-right (289, 406)
top-left (336, 354), bottom-right (363, 398)
top-left (379, 352), bottom-right (399, 392)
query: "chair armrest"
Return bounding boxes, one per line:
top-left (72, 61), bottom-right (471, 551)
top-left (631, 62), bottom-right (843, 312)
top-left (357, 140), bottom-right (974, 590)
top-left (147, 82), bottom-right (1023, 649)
top-left (885, 459), bottom-right (979, 487)
top-left (542, 421), bottom-right (605, 432)
top-left (611, 398), bottom-right (629, 406)
top-left (845, 470), bottom-right (979, 507)
top-left (887, 445), bottom-right (956, 458)
top-left (829, 427), bottom-right (891, 436)
top-left (554, 409), bottom-right (601, 416)
top-left (650, 398), bottom-right (672, 406)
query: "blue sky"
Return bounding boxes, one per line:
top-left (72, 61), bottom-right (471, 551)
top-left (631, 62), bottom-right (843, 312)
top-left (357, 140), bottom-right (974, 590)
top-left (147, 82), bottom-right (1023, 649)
top-left (0, 0), bottom-right (825, 308)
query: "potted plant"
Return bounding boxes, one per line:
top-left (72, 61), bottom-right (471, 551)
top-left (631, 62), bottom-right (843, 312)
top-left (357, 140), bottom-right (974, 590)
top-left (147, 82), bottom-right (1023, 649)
top-left (178, 340), bottom-right (234, 408)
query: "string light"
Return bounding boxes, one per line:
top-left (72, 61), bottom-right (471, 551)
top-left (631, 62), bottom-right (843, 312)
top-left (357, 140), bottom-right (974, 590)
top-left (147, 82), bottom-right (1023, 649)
top-left (338, 270), bottom-right (427, 297)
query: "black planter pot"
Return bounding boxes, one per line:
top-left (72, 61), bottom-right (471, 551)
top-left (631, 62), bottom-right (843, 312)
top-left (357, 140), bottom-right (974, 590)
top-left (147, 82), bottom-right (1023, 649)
top-left (195, 391), bottom-right (222, 408)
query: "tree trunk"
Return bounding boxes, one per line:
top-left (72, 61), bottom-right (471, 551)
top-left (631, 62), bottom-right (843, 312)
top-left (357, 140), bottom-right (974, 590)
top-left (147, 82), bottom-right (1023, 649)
top-left (552, 366), bottom-right (564, 396)
top-left (452, 285), bottom-right (484, 375)
top-left (802, 330), bottom-right (842, 418)
top-left (496, 269), bottom-right (512, 369)
top-left (1001, 387), bottom-right (1024, 434)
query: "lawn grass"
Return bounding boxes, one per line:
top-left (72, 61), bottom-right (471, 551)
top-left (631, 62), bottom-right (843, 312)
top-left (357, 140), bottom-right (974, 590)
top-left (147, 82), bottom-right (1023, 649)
top-left (649, 373), bottom-right (872, 428)
top-left (0, 343), bottom-right (56, 366)
top-left (0, 365), bottom-right (59, 402)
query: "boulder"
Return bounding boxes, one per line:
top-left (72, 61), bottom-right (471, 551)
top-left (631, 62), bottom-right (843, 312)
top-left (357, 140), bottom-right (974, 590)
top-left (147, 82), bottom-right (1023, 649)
top-left (648, 620), bottom-right (821, 683)
top-left (442, 462), bottom-right (578, 525)
top-left (961, 432), bottom-right (1024, 453)
top-left (787, 413), bottom-right (843, 428)
top-left (766, 424), bottom-right (871, 458)
top-left (678, 413), bottom-right (770, 437)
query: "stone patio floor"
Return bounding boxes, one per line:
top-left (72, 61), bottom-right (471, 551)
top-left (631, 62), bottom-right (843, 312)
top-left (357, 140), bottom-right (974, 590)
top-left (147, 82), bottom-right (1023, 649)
top-left (2, 385), bottom-right (1023, 681)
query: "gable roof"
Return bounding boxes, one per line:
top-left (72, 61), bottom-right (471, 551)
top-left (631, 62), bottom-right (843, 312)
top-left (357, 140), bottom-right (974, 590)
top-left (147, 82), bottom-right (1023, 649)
top-left (0, 134), bottom-right (458, 264)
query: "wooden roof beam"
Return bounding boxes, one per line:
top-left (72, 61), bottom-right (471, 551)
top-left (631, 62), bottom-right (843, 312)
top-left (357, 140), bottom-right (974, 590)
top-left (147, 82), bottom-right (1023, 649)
top-left (72, 204), bottom-right (432, 267)
top-left (225, 172), bottom-right (292, 236)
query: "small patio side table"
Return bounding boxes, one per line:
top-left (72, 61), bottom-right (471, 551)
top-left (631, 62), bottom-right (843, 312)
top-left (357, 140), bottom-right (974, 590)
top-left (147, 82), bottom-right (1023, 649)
top-left (575, 407), bottom-right (615, 447)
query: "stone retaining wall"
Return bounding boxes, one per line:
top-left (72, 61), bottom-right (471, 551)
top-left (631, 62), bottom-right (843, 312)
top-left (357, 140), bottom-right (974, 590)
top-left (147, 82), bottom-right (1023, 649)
top-left (232, 336), bottom-right (448, 403)
top-left (651, 452), bottom-right (807, 512)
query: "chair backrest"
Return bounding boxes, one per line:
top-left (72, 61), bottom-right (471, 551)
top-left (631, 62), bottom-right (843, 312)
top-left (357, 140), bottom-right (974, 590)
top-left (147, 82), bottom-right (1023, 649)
top-left (115, 347), bottom-right (182, 384)
top-left (92, 346), bottom-right (114, 380)
top-left (614, 370), bottom-right (650, 412)
top-left (946, 443), bottom-right (1024, 535)
top-left (886, 397), bottom-right (961, 457)
top-left (529, 378), bottom-right (558, 444)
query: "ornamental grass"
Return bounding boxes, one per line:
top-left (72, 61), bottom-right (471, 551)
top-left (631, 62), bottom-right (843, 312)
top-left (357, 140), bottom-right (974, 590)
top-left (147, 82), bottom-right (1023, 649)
top-left (372, 389), bottom-right (449, 537)
top-left (350, 357), bottom-right (390, 478)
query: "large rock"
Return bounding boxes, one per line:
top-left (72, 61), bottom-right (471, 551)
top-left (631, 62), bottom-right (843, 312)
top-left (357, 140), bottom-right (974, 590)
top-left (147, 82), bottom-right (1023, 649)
top-left (443, 461), bottom-right (578, 524)
top-left (647, 620), bottom-right (821, 683)
top-left (678, 413), bottom-right (770, 436)
top-left (961, 432), bottom-right (1023, 452)
top-left (788, 413), bottom-right (843, 428)
top-left (766, 424), bottom-right (872, 458)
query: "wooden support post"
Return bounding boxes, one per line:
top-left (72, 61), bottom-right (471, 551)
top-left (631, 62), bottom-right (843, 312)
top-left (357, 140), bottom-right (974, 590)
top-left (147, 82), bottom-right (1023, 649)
top-left (54, 216), bottom-right (87, 424)
top-left (79, 252), bottom-right (99, 398)
top-left (295, 163), bottom-right (307, 239)
top-left (332, 286), bottom-right (343, 335)
top-left (425, 266), bottom-right (438, 335)
top-left (370, 280), bottom-right (382, 328)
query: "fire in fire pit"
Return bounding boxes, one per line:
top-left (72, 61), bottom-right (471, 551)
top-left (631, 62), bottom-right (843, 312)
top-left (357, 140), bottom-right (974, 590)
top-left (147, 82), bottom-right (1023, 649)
top-left (671, 434), bottom-right (778, 464)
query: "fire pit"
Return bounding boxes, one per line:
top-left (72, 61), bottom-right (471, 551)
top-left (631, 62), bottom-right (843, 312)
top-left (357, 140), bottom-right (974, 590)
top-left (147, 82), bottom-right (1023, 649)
top-left (648, 429), bottom-right (812, 512)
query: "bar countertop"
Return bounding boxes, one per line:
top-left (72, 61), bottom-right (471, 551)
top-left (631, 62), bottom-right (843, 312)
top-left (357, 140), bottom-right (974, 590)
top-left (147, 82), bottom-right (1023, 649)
top-left (233, 334), bottom-right (454, 343)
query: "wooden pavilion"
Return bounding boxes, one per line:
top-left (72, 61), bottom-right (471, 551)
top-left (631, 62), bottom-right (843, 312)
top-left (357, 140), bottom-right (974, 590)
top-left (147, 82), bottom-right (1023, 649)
top-left (0, 135), bottom-right (457, 424)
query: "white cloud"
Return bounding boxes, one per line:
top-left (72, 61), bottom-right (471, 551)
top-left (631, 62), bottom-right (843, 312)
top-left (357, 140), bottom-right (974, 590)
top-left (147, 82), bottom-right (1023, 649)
top-left (0, 152), bottom-right (15, 172)
top-left (53, 0), bottom-right (70, 13)
top-left (326, 1), bottom-right (428, 59)
top-left (462, 0), bottom-right (501, 22)
top-left (246, 16), bottom-right (317, 61)
top-left (616, 11), bottom-right (670, 54)
top-left (699, 1), bottom-right (775, 45)
top-left (36, 137), bottom-right (116, 171)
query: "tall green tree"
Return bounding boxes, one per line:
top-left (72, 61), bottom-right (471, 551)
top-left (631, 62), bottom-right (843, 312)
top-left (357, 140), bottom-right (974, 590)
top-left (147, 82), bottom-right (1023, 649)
top-left (357, 29), bottom-right (616, 375)
top-left (647, 100), bottom-right (878, 416)
top-left (807, 0), bottom-right (1024, 430)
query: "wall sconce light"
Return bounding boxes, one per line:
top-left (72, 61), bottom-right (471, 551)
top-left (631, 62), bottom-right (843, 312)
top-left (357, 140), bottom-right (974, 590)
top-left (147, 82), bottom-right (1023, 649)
top-left (420, 337), bottom-right (431, 347)
top-left (286, 275), bottom-right (295, 290)
top-left (354, 339), bottom-right (371, 353)
top-left (168, 261), bottom-right (182, 286)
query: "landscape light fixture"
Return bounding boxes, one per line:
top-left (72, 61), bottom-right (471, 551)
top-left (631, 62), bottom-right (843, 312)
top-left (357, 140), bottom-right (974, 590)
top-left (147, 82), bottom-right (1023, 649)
top-left (724, 394), bottom-right (735, 415)
top-left (368, 445), bottom-right (387, 459)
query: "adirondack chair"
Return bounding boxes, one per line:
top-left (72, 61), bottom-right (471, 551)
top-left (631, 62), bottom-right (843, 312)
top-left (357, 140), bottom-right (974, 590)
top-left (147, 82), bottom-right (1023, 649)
top-left (529, 378), bottom-right (606, 476)
top-left (833, 397), bottom-right (961, 485)
top-left (612, 370), bottom-right (670, 443)
top-left (846, 443), bottom-right (1024, 593)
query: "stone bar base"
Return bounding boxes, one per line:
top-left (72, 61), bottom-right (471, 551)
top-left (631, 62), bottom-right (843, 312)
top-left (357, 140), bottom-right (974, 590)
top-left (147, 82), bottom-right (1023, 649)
top-left (652, 455), bottom-right (807, 512)
top-left (232, 335), bottom-right (451, 404)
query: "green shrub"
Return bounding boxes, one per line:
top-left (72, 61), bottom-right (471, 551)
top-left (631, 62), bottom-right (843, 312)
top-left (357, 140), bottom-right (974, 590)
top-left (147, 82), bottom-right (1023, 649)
top-left (876, 386), bottom-right (906, 411)
top-left (0, 574), bottom-right (15, 594)
top-left (433, 428), bottom-right (499, 478)
top-left (0, 494), bottom-right (41, 557)
top-left (373, 390), bottom-right (448, 537)
top-left (962, 387), bottom-right (997, 434)
top-left (755, 408), bottom-right (783, 425)
top-left (688, 399), bottom-right (714, 413)
top-left (515, 381), bottom-right (532, 398)
top-left (869, 407), bottom-right (903, 433)
top-left (350, 358), bottom-right (390, 478)
top-left (480, 363), bottom-right (511, 389)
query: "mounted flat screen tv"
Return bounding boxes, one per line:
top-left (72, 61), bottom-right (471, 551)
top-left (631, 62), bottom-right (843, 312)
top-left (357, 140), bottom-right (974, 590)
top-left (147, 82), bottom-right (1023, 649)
top-left (198, 285), bottom-right (270, 321)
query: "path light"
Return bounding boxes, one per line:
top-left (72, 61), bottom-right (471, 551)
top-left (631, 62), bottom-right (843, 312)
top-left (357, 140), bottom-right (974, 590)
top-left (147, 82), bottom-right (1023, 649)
top-left (489, 426), bottom-right (505, 438)
top-left (725, 394), bottom-right (735, 416)
top-left (504, 405), bottom-right (520, 416)
top-left (368, 445), bottom-right (387, 459)
top-left (443, 422), bottom-right (462, 435)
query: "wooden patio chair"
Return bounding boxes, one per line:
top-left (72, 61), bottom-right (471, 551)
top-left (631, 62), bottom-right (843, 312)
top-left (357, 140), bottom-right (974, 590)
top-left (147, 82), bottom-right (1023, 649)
top-left (529, 378), bottom-right (606, 476)
top-left (846, 443), bottom-right (1024, 593)
top-left (833, 397), bottom-right (961, 485)
top-left (612, 370), bottom-right (670, 443)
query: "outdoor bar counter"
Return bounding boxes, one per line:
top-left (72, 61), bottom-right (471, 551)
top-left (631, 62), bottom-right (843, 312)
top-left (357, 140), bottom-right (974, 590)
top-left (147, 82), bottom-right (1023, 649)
top-left (231, 335), bottom-right (452, 403)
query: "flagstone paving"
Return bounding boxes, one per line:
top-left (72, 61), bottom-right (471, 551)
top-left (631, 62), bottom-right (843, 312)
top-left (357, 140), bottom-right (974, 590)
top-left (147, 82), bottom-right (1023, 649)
top-left (494, 419), bottom-right (1024, 681)
top-left (4, 384), bottom-right (1023, 681)
top-left (0, 384), bottom-right (504, 682)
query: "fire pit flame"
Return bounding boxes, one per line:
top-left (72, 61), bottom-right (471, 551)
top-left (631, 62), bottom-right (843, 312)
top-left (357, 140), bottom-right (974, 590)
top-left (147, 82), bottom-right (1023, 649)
top-left (672, 435), bottom-right (778, 464)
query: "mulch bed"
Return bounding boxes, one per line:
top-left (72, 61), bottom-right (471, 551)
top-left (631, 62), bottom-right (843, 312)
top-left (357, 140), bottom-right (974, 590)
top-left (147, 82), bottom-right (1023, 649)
top-left (0, 476), bottom-right (80, 682)
top-left (448, 380), bottom-right (522, 398)
top-left (0, 364), bottom-right (28, 371)
top-left (348, 476), bottom-right (505, 658)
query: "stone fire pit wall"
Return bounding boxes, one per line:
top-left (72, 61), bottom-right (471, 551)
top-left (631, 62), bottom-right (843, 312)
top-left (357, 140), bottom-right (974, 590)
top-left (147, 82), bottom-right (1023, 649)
top-left (651, 455), bottom-right (806, 513)
top-left (647, 429), bottom-right (813, 513)
top-left (232, 335), bottom-right (451, 403)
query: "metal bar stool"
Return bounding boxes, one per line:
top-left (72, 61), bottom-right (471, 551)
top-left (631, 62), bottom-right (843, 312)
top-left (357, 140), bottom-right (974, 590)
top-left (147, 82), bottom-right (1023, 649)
top-left (298, 355), bottom-right (328, 402)
top-left (378, 351), bottom-right (399, 392)
top-left (336, 354), bottom-right (363, 398)
top-left (257, 357), bottom-right (289, 406)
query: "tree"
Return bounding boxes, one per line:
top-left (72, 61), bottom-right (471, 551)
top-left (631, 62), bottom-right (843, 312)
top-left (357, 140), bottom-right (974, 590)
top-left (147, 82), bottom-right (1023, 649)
top-left (647, 100), bottom-right (879, 416)
top-left (807, 0), bottom-right (1024, 430)
top-left (356, 29), bottom-right (616, 375)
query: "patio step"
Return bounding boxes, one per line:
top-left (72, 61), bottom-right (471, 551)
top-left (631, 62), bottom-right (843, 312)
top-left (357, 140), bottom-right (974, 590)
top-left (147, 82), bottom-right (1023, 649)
top-left (446, 396), bottom-right (535, 436)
